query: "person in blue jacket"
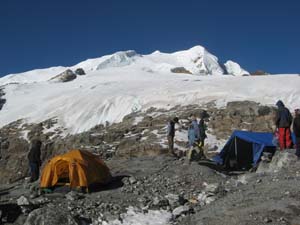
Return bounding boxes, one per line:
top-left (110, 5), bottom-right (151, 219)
top-left (187, 114), bottom-right (203, 161)
top-left (188, 114), bottom-right (199, 146)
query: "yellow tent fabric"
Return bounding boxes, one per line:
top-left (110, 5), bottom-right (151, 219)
top-left (40, 150), bottom-right (111, 189)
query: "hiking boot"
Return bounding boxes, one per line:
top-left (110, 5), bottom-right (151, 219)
top-left (166, 151), bottom-right (179, 159)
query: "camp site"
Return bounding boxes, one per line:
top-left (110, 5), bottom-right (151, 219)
top-left (1, 1), bottom-right (300, 224)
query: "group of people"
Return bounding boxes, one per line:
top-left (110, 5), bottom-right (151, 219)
top-left (27, 100), bottom-right (300, 182)
top-left (167, 110), bottom-right (209, 162)
top-left (167, 100), bottom-right (300, 162)
top-left (275, 100), bottom-right (300, 157)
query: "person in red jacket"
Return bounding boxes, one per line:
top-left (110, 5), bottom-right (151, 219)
top-left (274, 100), bottom-right (293, 150)
top-left (293, 109), bottom-right (300, 158)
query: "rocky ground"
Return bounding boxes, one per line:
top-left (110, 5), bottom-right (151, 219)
top-left (0, 100), bottom-right (290, 225)
top-left (1, 150), bottom-right (300, 225)
top-left (181, 150), bottom-right (300, 225)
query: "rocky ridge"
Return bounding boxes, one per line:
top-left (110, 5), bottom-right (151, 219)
top-left (0, 101), bottom-right (276, 184)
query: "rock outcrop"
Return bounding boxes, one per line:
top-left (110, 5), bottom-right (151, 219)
top-left (74, 68), bottom-right (85, 75)
top-left (0, 88), bottom-right (6, 110)
top-left (250, 70), bottom-right (270, 76)
top-left (50, 69), bottom-right (77, 82)
top-left (170, 67), bottom-right (192, 74)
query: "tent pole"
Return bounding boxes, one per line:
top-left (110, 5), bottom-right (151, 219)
top-left (235, 137), bottom-right (237, 159)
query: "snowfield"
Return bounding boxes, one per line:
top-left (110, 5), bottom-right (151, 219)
top-left (0, 46), bottom-right (299, 134)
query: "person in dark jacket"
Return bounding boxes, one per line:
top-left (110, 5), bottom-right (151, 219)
top-left (199, 110), bottom-right (209, 148)
top-left (275, 100), bottom-right (293, 150)
top-left (28, 139), bottom-right (42, 182)
top-left (167, 117), bottom-right (179, 155)
top-left (293, 109), bottom-right (300, 158)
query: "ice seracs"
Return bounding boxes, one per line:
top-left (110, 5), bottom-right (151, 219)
top-left (172, 45), bottom-right (224, 75)
top-left (143, 46), bottom-right (225, 75)
top-left (72, 50), bottom-right (140, 72)
top-left (224, 60), bottom-right (249, 76)
top-left (96, 50), bottom-right (140, 70)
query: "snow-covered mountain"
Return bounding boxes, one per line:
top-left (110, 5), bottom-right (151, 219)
top-left (0, 45), bottom-right (243, 86)
top-left (0, 45), bottom-right (299, 134)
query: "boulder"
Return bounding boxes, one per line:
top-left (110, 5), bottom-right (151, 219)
top-left (17, 196), bottom-right (31, 206)
top-left (256, 150), bottom-right (298, 173)
top-left (197, 192), bottom-right (216, 206)
top-left (128, 176), bottom-right (137, 185)
top-left (165, 194), bottom-right (186, 208)
top-left (17, 196), bottom-right (35, 214)
top-left (24, 207), bottom-right (78, 225)
top-left (75, 68), bottom-right (86, 75)
top-left (172, 205), bottom-right (191, 218)
top-left (204, 183), bottom-right (220, 195)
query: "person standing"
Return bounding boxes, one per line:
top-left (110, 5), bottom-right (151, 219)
top-left (28, 139), bottom-right (42, 182)
top-left (275, 100), bottom-right (293, 150)
top-left (187, 114), bottom-right (200, 148)
top-left (167, 117), bottom-right (179, 155)
top-left (293, 109), bottom-right (300, 158)
top-left (187, 114), bottom-right (201, 162)
top-left (199, 110), bottom-right (209, 148)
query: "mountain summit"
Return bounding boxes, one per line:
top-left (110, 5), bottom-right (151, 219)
top-left (72, 45), bottom-right (249, 76)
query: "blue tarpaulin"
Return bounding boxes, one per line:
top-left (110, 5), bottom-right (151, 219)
top-left (213, 130), bottom-right (276, 166)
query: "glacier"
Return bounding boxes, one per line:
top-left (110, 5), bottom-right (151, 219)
top-left (0, 45), bottom-right (299, 134)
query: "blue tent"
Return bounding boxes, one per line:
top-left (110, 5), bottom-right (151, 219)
top-left (213, 130), bottom-right (277, 169)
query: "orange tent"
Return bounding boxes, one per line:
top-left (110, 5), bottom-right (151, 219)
top-left (40, 150), bottom-right (111, 190)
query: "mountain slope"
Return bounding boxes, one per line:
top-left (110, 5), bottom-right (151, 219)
top-left (0, 46), bottom-right (299, 134)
